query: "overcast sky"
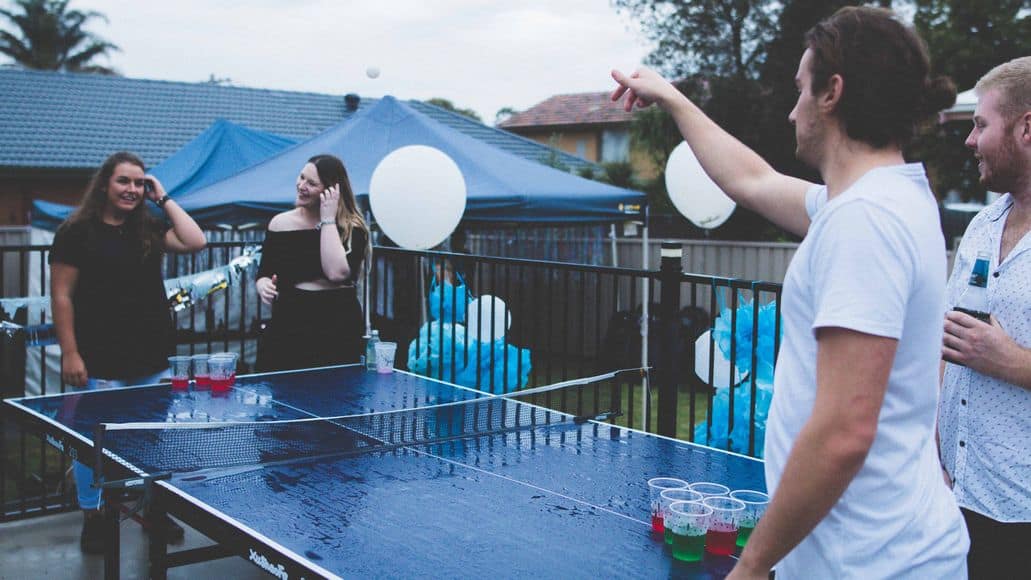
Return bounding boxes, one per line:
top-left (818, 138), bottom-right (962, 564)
top-left (71, 0), bottom-right (651, 125)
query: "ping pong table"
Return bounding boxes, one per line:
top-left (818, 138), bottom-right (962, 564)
top-left (4, 364), bottom-right (766, 579)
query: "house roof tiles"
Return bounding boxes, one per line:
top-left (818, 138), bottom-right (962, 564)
top-left (500, 91), bottom-right (634, 129)
top-left (0, 67), bottom-right (594, 172)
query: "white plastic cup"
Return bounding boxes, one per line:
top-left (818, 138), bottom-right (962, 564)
top-left (659, 488), bottom-right (704, 544)
top-left (701, 496), bottom-right (746, 555)
top-left (374, 341), bottom-right (397, 374)
top-left (208, 355), bottom-right (236, 392)
top-left (729, 489), bottom-right (770, 547)
top-left (168, 356), bottom-right (191, 389)
top-left (646, 477), bottom-right (689, 533)
top-left (690, 481), bottom-right (730, 498)
top-left (667, 501), bottom-right (712, 562)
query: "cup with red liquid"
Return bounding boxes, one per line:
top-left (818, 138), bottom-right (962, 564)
top-left (666, 501), bottom-right (712, 562)
top-left (660, 488), bottom-right (704, 545)
top-left (192, 354), bottom-right (211, 390)
top-left (729, 489), bottom-right (769, 548)
top-left (647, 477), bottom-right (689, 535)
top-left (702, 496), bottom-right (746, 556)
top-left (208, 354), bottom-right (237, 393)
top-left (168, 356), bottom-right (191, 390)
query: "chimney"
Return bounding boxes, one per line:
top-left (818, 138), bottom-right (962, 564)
top-left (344, 93), bottom-right (360, 112)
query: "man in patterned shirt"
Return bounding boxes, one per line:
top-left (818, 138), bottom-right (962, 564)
top-left (940, 56), bottom-right (1031, 579)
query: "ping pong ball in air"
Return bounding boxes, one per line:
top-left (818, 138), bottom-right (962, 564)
top-left (366, 66), bottom-right (380, 79)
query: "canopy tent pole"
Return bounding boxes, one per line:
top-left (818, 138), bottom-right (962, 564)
top-left (640, 205), bottom-right (650, 430)
top-left (363, 214), bottom-right (375, 337)
top-left (609, 223), bottom-right (619, 268)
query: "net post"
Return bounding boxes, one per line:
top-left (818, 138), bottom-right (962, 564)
top-left (657, 241), bottom-right (683, 438)
top-left (93, 423), bottom-right (106, 489)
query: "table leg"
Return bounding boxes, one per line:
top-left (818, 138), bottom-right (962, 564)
top-left (102, 490), bottom-right (120, 580)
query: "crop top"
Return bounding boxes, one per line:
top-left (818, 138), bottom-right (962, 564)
top-left (256, 227), bottom-right (367, 286)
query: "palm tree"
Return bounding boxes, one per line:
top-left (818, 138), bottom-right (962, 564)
top-left (0, 0), bottom-right (119, 74)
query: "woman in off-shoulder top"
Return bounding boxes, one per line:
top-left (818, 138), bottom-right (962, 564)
top-left (254, 154), bottom-right (369, 372)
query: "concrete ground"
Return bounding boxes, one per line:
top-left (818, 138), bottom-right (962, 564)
top-left (0, 510), bottom-right (266, 579)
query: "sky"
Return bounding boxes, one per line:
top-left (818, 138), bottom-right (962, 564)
top-left (69, 0), bottom-right (652, 125)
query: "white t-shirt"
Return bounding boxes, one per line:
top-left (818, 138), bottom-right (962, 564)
top-left (765, 164), bottom-right (968, 579)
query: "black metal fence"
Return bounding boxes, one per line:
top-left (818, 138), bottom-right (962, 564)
top-left (1, 240), bottom-right (781, 521)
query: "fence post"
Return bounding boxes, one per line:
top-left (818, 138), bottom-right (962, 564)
top-left (656, 241), bottom-right (682, 438)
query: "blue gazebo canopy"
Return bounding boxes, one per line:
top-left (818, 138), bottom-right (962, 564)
top-left (175, 96), bottom-right (645, 226)
top-left (31, 119), bottom-right (296, 230)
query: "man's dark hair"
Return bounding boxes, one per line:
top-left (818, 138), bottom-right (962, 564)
top-left (805, 6), bottom-right (956, 148)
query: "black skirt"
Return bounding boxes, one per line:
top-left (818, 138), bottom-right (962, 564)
top-left (256, 286), bottom-right (363, 372)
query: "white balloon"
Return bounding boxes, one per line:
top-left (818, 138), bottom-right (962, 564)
top-left (369, 145), bottom-right (466, 250)
top-left (366, 66), bottom-right (380, 79)
top-left (694, 330), bottom-right (745, 388)
top-left (465, 295), bottom-right (511, 342)
top-left (665, 141), bottom-right (736, 229)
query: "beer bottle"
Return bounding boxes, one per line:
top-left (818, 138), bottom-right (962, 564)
top-left (953, 251), bottom-right (991, 322)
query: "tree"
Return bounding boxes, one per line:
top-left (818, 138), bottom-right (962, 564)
top-left (613, 0), bottom-right (778, 80)
top-left (613, 0), bottom-right (787, 239)
top-left (425, 98), bottom-right (482, 123)
top-left (494, 106), bottom-right (517, 126)
top-left (0, 0), bottom-right (119, 74)
top-left (615, 0), bottom-right (1030, 236)
top-left (756, 0), bottom-right (853, 183)
top-left (914, 0), bottom-right (1031, 91)
top-left (911, 0), bottom-right (1031, 202)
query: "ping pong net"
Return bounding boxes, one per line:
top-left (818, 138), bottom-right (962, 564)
top-left (93, 368), bottom-right (645, 480)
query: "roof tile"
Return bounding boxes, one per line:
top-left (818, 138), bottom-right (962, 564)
top-left (0, 68), bottom-right (594, 173)
top-left (500, 91), bottom-right (634, 128)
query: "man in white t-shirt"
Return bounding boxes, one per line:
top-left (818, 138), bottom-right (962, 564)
top-left (611, 6), bottom-right (969, 578)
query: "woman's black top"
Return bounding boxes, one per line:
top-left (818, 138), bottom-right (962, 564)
top-left (49, 218), bottom-right (173, 379)
top-left (255, 225), bottom-right (368, 372)
top-left (257, 227), bottom-right (367, 286)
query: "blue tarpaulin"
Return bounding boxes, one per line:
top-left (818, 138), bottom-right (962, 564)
top-left (31, 119), bottom-right (296, 230)
top-left (173, 96), bottom-right (646, 226)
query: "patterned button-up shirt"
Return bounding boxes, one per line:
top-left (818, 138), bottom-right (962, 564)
top-left (939, 193), bottom-right (1031, 523)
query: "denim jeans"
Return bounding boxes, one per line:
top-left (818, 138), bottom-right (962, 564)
top-left (73, 369), bottom-right (169, 509)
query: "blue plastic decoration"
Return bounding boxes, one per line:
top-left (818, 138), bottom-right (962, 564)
top-left (407, 322), bottom-right (468, 383)
top-left (408, 322), bottom-right (532, 393)
top-left (427, 272), bottom-right (468, 324)
top-left (693, 381), bottom-right (774, 458)
top-left (416, 264), bottom-right (531, 393)
top-left (697, 293), bottom-right (781, 457)
top-left (711, 296), bottom-right (780, 386)
top-left (454, 338), bottom-right (532, 394)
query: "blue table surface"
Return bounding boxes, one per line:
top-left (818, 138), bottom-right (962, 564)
top-left (10, 364), bottom-right (766, 579)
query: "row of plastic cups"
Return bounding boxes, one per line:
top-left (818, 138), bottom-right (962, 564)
top-left (647, 477), bottom-right (769, 559)
top-left (168, 353), bottom-right (239, 392)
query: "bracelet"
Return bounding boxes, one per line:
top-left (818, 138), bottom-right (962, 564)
top-left (155, 195), bottom-right (170, 207)
top-left (316, 219), bottom-right (336, 230)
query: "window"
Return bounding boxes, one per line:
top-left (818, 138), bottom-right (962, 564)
top-left (576, 139), bottom-right (587, 159)
top-left (601, 129), bottom-right (629, 162)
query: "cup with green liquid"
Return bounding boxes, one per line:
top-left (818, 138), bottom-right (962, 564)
top-left (729, 489), bottom-right (769, 547)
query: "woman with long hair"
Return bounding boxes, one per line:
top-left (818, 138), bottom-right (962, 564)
top-left (255, 154), bottom-right (370, 371)
top-left (49, 151), bottom-right (206, 553)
